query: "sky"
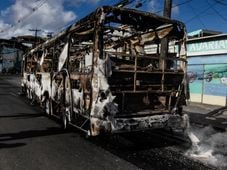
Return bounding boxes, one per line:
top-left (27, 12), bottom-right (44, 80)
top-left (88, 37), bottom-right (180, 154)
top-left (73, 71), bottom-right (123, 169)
top-left (0, 0), bottom-right (227, 39)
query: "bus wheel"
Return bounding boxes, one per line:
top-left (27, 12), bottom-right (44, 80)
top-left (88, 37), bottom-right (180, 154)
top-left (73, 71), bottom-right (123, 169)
top-left (44, 98), bottom-right (52, 116)
top-left (61, 111), bottom-right (68, 130)
top-left (26, 88), bottom-right (31, 100)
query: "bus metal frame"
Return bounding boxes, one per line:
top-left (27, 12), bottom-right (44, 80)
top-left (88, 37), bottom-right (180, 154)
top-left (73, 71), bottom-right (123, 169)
top-left (22, 6), bottom-right (189, 136)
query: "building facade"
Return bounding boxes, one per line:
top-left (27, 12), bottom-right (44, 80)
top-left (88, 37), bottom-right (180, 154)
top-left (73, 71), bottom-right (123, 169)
top-left (0, 39), bottom-right (27, 73)
top-left (187, 32), bottom-right (227, 106)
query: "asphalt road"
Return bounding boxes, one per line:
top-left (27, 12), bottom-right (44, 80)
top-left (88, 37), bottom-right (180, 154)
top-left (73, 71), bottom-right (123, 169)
top-left (0, 75), bottom-right (139, 170)
top-left (0, 75), bottom-right (220, 170)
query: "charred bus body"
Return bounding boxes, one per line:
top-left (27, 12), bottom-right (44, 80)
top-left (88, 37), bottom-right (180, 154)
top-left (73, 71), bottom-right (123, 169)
top-left (21, 6), bottom-right (188, 136)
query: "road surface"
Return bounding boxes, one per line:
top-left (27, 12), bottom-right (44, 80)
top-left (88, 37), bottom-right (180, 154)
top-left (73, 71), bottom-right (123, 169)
top-left (0, 75), bottom-right (220, 170)
top-left (0, 75), bottom-right (138, 170)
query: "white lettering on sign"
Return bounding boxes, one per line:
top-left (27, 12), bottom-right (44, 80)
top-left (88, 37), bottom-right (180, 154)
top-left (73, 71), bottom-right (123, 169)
top-left (188, 40), bottom-right (227, 52)
top-left (187, 40), bottom-right (227, 56)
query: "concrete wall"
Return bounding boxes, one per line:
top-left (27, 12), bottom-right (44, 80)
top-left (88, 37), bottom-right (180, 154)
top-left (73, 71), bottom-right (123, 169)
top-left (187, 38), bottom-right (227, 106)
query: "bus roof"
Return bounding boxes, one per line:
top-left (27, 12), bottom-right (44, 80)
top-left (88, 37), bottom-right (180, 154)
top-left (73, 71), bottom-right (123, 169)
top-left (30, 6), bottom-right (186, 53)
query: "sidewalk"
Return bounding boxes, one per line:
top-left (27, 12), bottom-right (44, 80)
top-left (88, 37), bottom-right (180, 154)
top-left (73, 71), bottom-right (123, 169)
top-left (183, 102), bottom-right (227, 131)
top-left (183, 102), bottom-right (221, 114)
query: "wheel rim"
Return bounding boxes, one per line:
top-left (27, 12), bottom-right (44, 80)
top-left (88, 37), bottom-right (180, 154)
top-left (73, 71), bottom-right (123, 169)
top-left (26, 89), bottom-right (30, 99)
top-left (62, 113), bottom-right (67, 129)
top-left (45, 99), bottom-right (50, 115)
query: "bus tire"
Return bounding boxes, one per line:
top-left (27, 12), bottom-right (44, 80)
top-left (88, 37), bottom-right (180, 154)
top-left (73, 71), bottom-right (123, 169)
top-left (61, 111), bottom-right (68, 130)
top-left (44, 98), bottom-right (52, 116)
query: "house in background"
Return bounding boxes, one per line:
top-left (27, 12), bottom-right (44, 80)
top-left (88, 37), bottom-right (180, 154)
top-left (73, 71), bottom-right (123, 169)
top-left (0, 39), bottom-right (27, 73)
top-left (0, 36), bottom-right (44, 73)
top-left (187, 29), bottom-right (227, 106)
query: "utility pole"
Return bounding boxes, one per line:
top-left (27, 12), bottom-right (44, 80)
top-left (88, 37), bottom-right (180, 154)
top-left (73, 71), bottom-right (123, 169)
top-left (29, 28), bottom-right (41, 47)
top-left (163, 0), bottom-right (172, 18)
top-left (160, 0), bottom-right (172, 68)
top-left (160, 0), bottom-right (172, 91)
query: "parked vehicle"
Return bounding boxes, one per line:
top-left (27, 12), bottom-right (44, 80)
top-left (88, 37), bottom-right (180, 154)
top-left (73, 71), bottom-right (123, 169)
top-left (21, 6), bottom-right (188, 136)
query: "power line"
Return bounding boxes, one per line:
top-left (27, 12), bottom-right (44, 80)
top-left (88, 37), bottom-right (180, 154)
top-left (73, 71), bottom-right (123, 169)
top-left (29, 28), bottom-right (42, 47)
top-left (115, 0), bottom-right (192, 13)
top-left (207, 0), bottom-right (227, 22)
top-left (186, 1), bottom-right (218, 23)
top-left (16, 0), bottom-right (47, 23)
top-left (0, 0), bottom-right (48, 35)
top-left (54, 0), bottom-right (192, 36)
top-left (29, 29), bottom-right (42, 37)
top-left (153, 0), bottom-right (192, 14)
top-left (213, 0), bottom-right (227, 6)
top-left (127, 0), bottom-right (143, 8)
top-left (187, 3), bottom-right (207, 29)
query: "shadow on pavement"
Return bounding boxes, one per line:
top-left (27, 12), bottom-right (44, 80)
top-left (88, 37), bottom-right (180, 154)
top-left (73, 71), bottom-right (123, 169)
top-left (0, 127), bottom-right (71, 142)
top-left (0, 142), bottom-right (26, 149)
top-left (0, 113), bottom-right (44, 119)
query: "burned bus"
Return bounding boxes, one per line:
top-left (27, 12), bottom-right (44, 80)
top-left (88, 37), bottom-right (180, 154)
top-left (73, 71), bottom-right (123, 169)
top-left (22, 6), bottom-right (188, 136)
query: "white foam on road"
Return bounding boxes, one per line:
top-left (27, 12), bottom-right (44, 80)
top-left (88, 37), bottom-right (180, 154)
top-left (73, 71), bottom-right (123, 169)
top-left (186, 126), bottom-right (227, 167)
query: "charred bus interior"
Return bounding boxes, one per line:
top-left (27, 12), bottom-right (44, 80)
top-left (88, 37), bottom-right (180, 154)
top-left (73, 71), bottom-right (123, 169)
top-left (22, 6), bottom-right (188, 136)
